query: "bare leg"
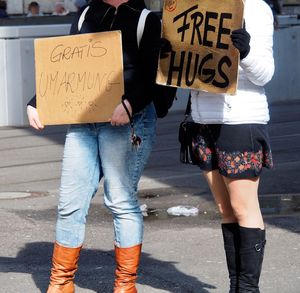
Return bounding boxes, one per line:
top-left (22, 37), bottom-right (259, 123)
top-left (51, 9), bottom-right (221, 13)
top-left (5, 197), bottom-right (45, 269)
top-left (203, 170), bottom-right (238, 292)
top-left (222, 176), bottom-right (264, 229)
top-left (203, 170), bottom-right (236, 223)
top-left (222, 176), bottom-right (265, 292)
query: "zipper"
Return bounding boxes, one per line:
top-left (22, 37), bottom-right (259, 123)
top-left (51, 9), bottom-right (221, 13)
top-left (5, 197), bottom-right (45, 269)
top-left (100, 6), bottom-right (113, 28)
top-left (110, 8), bottom-right (118, 30)
top-left (109, 4), bottom-right (139, 30)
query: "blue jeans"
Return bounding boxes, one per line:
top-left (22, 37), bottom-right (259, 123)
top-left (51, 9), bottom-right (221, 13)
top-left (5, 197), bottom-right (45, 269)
top-left (56, 104), bottom-right (156, 248)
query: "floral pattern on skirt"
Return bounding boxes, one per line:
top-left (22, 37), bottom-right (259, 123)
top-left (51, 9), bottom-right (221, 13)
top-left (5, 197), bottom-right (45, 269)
top-left (217, 149), bottom-right (273, 176)
top-left (190, 124), bottom-right (273, 179)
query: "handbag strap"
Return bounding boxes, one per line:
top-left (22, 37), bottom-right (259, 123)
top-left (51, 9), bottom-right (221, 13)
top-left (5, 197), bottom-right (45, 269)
top-left (184, 91), bottom-right (192, 118)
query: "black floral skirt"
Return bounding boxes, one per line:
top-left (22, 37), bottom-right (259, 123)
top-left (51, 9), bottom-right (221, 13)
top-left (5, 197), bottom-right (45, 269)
top-left (191, 124), bottom-right (273, 179)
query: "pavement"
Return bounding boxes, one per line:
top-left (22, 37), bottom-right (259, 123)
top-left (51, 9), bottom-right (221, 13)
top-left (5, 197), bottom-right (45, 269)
top-left (0, 101), bottom-right (300, 293)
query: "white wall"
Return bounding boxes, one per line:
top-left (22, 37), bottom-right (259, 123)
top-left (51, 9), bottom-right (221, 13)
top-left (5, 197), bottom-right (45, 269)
top-left (0, 25), bottom-right (71, 126)
top-left (7, 0), bottom-right (23, 14)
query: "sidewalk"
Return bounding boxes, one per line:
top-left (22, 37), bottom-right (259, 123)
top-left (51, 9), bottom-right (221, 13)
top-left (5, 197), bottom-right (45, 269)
top-left (0, 101), bottom-right (300, 292)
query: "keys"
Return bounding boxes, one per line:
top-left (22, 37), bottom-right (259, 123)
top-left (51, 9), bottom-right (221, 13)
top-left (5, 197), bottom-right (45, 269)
top-left (131, 129), bottom-right (141, 150)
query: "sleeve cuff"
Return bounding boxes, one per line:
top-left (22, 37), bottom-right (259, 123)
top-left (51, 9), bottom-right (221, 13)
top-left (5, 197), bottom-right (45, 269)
top-left (240, 47), bottom-right (255, 70)
top-left (27, 95), bottom-right (37, 108)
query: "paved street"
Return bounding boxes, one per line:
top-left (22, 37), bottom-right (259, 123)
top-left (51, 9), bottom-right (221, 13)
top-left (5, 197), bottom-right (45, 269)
top-left (0, 101), bottom-right (300, 293)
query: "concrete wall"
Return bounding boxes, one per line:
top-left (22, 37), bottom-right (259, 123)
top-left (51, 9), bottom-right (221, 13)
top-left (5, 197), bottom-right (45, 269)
top-left (265, 26), bottom-right (300, 103)
top-left (0, 24), bottom-right (71, 126)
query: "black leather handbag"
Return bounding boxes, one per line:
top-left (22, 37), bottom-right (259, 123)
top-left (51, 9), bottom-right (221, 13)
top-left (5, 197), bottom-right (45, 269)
top-left (178, 93), bottom-right (199, 165)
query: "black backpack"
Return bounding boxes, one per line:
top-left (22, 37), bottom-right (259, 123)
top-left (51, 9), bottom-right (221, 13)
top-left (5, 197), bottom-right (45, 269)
top-left (137, 9), bottom-right (177, 118)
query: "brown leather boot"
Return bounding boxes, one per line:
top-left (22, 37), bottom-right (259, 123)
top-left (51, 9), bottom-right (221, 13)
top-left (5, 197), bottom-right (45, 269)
top-left (114, 244), bottom-right (142, 293)
top-left (46, 242), bottom-right (82, 293)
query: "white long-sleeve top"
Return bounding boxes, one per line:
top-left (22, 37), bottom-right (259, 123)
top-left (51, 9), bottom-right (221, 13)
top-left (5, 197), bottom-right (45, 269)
top-left (191, 0), bottom-right (275, 125)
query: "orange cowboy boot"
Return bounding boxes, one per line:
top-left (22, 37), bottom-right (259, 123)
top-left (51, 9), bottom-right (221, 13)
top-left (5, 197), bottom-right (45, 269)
top-left (114, 244), bottom-right (142, 293)
top-left (46, 242), bottom-right (82, 293)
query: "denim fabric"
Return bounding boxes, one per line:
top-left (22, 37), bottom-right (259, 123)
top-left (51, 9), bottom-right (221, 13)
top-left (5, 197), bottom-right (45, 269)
top-left (56, 103), bottom-right (156, 248)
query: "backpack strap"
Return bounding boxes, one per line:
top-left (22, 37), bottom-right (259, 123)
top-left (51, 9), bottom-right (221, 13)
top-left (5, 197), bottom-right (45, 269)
top-left (78, 7), bottom-right (149, 44)
top-left (137, 8), bottom-right (151, 48)
top-left (78, 5), bottom-right (90, 32)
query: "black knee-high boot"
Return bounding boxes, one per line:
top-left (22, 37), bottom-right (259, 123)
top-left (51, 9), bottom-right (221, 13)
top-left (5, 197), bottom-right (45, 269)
top-left (222, 223), bottom-right (240, 293)
top-left (238, 226), bottom-right (266, 293)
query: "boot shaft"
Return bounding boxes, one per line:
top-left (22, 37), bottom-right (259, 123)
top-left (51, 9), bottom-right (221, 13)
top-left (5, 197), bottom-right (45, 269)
top-left (222, 223), bottom-right (239, 293)
top-left (47, 242), bottom-right (82, 293)
top-left (114, 244), bottom-right (142, 293)
top-left (238, 226), bottom-right (266, 293)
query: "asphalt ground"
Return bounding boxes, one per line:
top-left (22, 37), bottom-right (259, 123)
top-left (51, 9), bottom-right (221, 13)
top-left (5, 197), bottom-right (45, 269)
top-left (0, 101), bottom-right (300, 293)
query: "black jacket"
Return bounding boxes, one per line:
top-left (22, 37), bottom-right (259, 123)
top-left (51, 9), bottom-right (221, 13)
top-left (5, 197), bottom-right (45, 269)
top-left (28, 0), bottom-right (161, 115)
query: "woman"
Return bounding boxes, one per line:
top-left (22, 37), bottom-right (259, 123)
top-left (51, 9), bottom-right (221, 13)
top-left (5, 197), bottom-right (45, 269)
top-left (189, 0), bottom-right (274, 292)
top-left (27, 0), bottom-right (161, 292)
top-left (27, 1), bottom-right (44, 17)
top-left (52, 2), bottom-right (69, 16)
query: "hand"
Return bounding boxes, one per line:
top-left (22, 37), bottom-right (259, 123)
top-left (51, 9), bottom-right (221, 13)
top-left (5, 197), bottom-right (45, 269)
top-left (231, 28), bottom-right (251, 60)
top-left (110, 100), bottom-right (132, 126)
top-left (27, 105), bottom-right (44, 130)
top-left (160, 38), bottom-right (172, 59)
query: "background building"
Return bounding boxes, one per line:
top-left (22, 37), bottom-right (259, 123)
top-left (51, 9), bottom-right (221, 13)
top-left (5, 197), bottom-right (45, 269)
top-left (6, 0), bottom-right (163, 14)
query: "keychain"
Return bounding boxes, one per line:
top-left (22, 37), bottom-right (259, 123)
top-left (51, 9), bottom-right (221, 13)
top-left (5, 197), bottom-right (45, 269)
top-left (122, 100), bottom-right (142, 149)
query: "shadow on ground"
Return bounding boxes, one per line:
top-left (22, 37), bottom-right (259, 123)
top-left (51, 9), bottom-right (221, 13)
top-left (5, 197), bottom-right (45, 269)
top-left (0, 242), bottom-right (216, 293)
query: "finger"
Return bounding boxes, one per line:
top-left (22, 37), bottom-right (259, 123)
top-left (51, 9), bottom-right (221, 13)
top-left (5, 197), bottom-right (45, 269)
top-left (232, 41), bottom-right (244, 48)
top-left (231, 37), bottom-right (244, 44)
top-left (231, 40), bottom-right (243, 47)
top-left (35, 118), bottom-right (44, 129)
top-left (113, 121), bottom-right (121, 127)
top-left (232, 28), bottom-right (244, 34)
top-left (30, 119), bottom-right (40, 130)
top-left (160, 53), bottom-right (169, 59)
top-left (231, 31), bottom-right (247, 37)
top-left (231, 34), bottom-right (245, 41)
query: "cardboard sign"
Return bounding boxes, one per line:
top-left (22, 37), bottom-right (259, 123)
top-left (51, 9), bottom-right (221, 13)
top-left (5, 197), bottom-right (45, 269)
top-left (157, 0), bottom-right (244, 94)
top-left (35, 31), bottom-right (124, 125)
